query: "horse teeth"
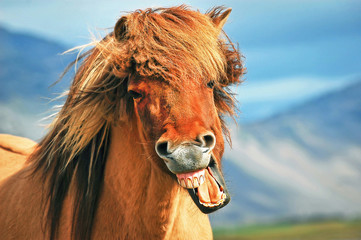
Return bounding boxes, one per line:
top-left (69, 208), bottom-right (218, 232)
top-left (180, 179), bottom-right (186, 188)
top-left (199, 175), bottom-right (205, 185)
top-left (193, 177), bottom-right (199, 188)
top-left (176, 169), bottom-right (207, 189)
top-left (199, 193), bottom-right (226, 208)
top-left (186, 178), bottom-right (193, 188)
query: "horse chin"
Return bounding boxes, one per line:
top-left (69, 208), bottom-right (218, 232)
top-left (175, 156), bottom-right (230, 214)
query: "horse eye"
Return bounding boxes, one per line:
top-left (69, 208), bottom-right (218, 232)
top-left (128, 90), bottom-right (143, 99)
top-left (207, 80), bottom-right (215, 89)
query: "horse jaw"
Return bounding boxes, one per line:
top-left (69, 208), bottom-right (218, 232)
top-left (175, 156), bottom-right (230, 213)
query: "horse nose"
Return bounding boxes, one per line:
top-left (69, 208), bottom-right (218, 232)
top-left (155, 132), bottom-right (216, 158)
top-left (155, 141), bottom-right (171, 158)
top-left (197, 132), bottom-right (216, 152)
top-left (155, 132), bottom-right (216, 173)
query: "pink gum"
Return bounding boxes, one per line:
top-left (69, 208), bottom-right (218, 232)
top-left (176, 169), bottom-right (205, 180)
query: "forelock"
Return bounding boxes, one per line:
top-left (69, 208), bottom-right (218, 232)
top-left (101, 6), bottom-right (227, 84)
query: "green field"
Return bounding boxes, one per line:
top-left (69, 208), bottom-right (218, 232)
top-left (213, 219), bottom-right (361, 240)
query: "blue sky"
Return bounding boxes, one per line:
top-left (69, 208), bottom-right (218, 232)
top-left (1, 0), bottom-right (360, 122)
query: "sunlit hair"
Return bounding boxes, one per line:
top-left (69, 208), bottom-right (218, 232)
top-left (30, 5), bottom-right (244, 240)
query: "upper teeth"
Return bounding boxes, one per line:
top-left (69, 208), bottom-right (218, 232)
top-left (177, 170), bottom-right (205, 189)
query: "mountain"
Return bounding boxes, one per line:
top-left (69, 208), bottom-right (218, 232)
top-left (210, 80), bottom-right (361, 226)
top-left (0, 27), bottom-right (72, 140)
top-left (0, 26), bottom-right (71, 100)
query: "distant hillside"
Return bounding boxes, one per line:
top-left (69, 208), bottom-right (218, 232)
top-left (0, 26), bottom-right (73, 140)
top-left (211, 80), bottom-right (361, 226)
top-left (0, 26), bottom-right (72, 101)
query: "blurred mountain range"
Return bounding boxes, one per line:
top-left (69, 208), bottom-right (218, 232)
top-left (211, 80), bottom-right (361, 226)
top-left (0, 26), bottom-right (71, 100)
top-left (1, 26), bottom-right (360, 226)
top-left (0, 26), bottom-right (71, 139)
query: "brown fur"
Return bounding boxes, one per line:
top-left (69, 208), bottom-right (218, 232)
top-left (0, 134), bottom-right (36, 181)
top-left (0, 6), bottom-right (243, 240)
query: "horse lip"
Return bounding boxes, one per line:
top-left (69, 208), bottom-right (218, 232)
top-left (186, 156), bottom-right (230, 214)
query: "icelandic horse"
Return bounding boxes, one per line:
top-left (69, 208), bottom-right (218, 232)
top-left (0, 6), bottom-right (243, 240)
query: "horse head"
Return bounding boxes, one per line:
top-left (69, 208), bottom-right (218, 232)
top-left (112, 7), bottom-right (243, 213)
top-left (128, 74), bottom-right (230, 213)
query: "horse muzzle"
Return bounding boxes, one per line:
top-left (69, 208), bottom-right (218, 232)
top-left (155, 132), bottom-right (230, 213)
top-left (156, 143), bottom-right (211, 173)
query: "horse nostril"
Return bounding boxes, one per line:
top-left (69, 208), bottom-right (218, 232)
top-left (199, 132), bottom-right (216, 150)
top-left (155, 141), bottom-right (170, 157)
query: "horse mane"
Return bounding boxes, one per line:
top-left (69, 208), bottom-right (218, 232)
top-left (30, 5), bottom-right (244, 240)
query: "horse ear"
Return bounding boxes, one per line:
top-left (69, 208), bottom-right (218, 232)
top-left (114, 16), bottom-right (128, 41)
top-left (212, 8), bottom-right (232, 30)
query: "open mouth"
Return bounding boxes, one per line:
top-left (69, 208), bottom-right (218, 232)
top-left (175, 157), bottom-right (230, 213)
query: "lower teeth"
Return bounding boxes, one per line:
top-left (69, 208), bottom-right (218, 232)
top-left (199, 192), bottom-right (226, 207)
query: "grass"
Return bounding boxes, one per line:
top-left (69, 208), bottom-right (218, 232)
top-left (213, 219), bottom-right (361, 240)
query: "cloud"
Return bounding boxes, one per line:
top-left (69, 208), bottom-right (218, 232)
top-left (242, 35), bottom-right (361, 80)
top-left (237, 75), bottom-right (358, 103)
top-left (234, 75), bottom-right (360, 122)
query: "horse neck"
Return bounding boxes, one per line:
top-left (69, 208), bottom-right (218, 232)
top-left (93, 120), bottom-right (204, 239)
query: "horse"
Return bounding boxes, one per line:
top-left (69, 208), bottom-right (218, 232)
top-left (0, 6), bottom-right (243, 240)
